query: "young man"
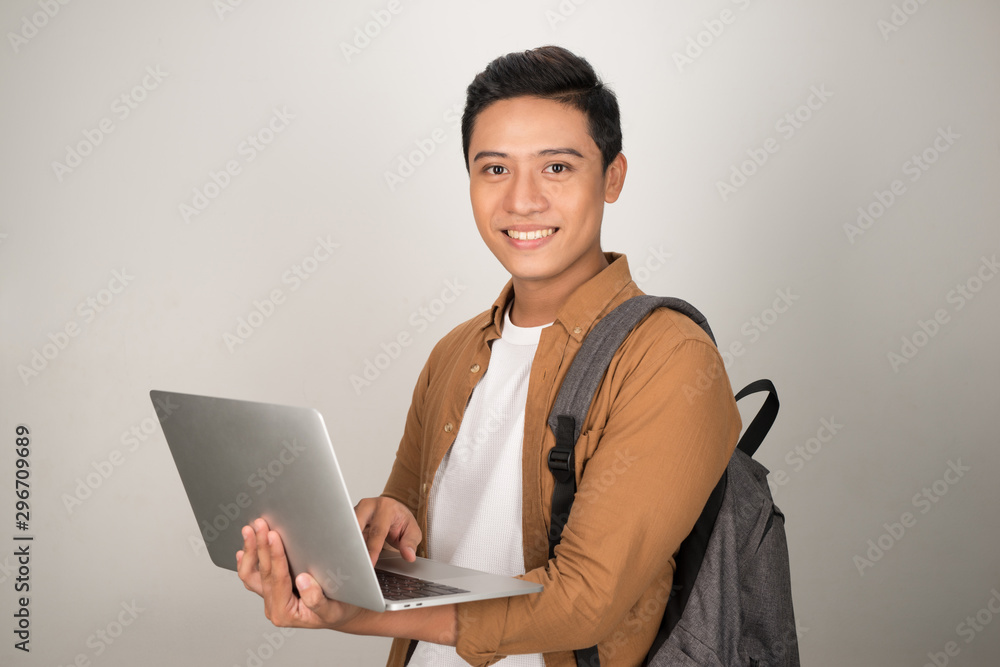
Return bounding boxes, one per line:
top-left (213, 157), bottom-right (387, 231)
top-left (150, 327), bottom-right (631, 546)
top-left (237, 46), bottom-right (741, 666)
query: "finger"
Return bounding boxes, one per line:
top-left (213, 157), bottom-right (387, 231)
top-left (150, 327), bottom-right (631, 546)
top-left (354, 497), bottom-right (376, 529)
top-left (380, 502), bottom-right (421, 562)
top-left (364, 519), bottom-right (389, 566)
top-left (264, 530), bottom-right (298, 621)
top-left (237, 525), bottom-right (263, 594)
top-left (396, 521), bottom-right (422, 562)
top-left (254, 518), bottom-right (273, 578)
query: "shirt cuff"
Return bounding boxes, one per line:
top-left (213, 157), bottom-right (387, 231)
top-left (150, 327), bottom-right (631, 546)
top-left (454, 596), bottom-right (511, 666)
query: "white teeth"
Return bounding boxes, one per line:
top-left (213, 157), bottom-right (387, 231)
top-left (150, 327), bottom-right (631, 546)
top-left (506, 228), bottom-right (555, 241)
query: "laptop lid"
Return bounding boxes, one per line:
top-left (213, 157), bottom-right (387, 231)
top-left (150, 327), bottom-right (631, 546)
top-left (151, 390), bottom-right (541, 612)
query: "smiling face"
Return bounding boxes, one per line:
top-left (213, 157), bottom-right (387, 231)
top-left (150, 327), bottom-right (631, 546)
top-left (468, 96), bottom-right (626, 303)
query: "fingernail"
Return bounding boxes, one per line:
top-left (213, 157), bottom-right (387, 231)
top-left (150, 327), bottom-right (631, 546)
top-left (297, 575), bottom-right (310, 589)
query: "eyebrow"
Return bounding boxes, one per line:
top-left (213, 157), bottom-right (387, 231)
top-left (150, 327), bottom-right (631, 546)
top-left (472, 147), bottom-right (585, 163)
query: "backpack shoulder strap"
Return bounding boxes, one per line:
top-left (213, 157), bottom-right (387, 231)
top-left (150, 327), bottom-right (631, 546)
top-left (546, 294), bottom-right (715, 558)
top-left (546, 295), bottom-right (716, 667)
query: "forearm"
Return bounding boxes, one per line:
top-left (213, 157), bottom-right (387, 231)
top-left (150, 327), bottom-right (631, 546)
top-left (338, 602), bottom-right (457, 646)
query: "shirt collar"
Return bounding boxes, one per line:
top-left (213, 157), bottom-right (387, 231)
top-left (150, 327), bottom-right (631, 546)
top-left (482, 252), bottom-right (636, 344)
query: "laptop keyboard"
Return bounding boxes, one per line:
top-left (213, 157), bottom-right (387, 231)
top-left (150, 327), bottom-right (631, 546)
top-left (375, 569), bottom-right (469, 601)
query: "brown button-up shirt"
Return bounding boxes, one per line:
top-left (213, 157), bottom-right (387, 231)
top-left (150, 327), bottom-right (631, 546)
top-left (382, 253), bottom-right (741, 666)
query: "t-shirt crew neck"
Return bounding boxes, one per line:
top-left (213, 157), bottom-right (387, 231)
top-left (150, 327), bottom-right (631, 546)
top-left (500, 302), bottom-right (552, 345)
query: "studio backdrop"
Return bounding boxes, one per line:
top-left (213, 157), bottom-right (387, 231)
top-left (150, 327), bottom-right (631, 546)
top-left (1, 1), bottom-right (998, 665)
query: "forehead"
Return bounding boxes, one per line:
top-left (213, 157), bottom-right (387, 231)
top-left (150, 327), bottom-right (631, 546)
top-left (470, 96), bottom-right (597, 154)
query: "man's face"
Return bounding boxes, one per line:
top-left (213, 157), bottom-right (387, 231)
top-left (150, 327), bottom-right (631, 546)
top-left (467, 96), bottom-right (625, 293)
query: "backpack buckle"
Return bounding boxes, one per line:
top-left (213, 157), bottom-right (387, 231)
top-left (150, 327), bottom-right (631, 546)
top-left (547, 447), bottom-right (575, 483)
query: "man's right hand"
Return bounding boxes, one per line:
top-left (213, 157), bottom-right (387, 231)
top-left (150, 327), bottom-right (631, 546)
top-left (354, 496), bottom-right (421, 566)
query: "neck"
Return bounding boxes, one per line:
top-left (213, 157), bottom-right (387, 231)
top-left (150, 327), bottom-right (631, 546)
top-left (508, 252), bottom-right (610, 327)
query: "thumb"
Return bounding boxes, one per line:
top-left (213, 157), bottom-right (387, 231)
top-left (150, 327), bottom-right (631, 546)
top-left (296, 573), bottom-right (329, 611)
top-left (398, 530), bottom-right (421, 562)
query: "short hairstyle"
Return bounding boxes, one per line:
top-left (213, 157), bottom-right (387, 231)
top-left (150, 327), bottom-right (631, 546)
top-left (461, 45), bottom-right (622, 172)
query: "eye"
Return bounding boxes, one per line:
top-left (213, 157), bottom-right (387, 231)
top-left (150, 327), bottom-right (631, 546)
top-left (545, 163), bottom-right (569, 174)
top-left (487, 165), bottom-right (507, 176)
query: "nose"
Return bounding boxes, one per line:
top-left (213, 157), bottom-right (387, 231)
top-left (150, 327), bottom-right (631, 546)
top-left (503, 169), bottom-right (548, 217)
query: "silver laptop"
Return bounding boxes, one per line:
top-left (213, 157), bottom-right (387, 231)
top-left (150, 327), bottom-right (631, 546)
top-left (151, 389), bottom-right (542, 612)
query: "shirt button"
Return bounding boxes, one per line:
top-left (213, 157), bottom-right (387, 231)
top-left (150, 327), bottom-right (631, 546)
top-left (573, 326), bottom-right (583, 334)
top-left (444, 422), bottom-right (454, 433)
top-left (470, 363), bottom-right (481, 373)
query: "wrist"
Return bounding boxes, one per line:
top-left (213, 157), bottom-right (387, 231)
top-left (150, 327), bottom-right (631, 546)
top-left (333, 603), bottom-right (458, 645)
top-left (333, 605), bottom-right (378, 634)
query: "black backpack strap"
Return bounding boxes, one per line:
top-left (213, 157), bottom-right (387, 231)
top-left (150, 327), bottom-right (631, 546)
top-left (546, 295), bottom-right (715, 667)
top-left (734, 379), bottom-right (779, 456)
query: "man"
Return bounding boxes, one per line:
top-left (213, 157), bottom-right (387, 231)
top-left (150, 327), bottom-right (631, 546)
top-left (237, 46), bottom-right (741, 666)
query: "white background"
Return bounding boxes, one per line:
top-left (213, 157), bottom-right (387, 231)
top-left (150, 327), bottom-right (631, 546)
top-left (1, 1), bottom-right (998, 665)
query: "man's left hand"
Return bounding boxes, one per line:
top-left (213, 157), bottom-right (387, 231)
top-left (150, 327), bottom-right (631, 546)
top-left (236, 518), bottom-right (368, 631)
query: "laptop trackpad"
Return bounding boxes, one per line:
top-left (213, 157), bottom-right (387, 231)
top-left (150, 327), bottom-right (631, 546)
top-left (376, 551), bottom-right (498, 583)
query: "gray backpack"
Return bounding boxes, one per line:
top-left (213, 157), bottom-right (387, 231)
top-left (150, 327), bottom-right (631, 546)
top-left (546, 295), bottom-right (800, 666)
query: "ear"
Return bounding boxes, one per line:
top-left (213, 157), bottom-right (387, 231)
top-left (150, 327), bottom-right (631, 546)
top-left (603, 153), bottom-right (628, 204)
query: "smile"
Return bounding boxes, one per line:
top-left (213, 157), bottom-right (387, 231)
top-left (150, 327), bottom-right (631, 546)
top-left (505, 228), bottom-right (556, 241)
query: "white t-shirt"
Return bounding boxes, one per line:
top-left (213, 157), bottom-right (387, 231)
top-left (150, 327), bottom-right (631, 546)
top-left (408, 306), bottom-right (549, 667)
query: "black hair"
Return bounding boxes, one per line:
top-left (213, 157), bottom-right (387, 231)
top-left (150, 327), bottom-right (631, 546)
top-left (461, 45), bottom-right (622, 172)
